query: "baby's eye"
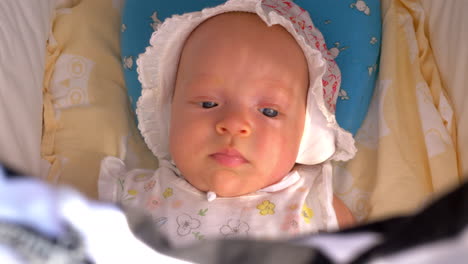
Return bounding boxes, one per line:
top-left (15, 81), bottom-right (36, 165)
top-left (259, 108), bottom-right (278, 118)
top-left (200, 101), bottom-right (218, 108)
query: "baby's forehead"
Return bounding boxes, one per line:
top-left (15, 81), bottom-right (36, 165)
top-left (175, 11), bottom-right (309, 99)
top-left (184, 12), bottom-right (297, 48)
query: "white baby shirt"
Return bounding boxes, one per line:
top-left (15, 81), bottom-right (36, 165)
top-left (99, 158), bottom-right (338, 247)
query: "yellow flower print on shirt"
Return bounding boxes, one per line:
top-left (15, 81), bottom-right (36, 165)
top-left (127, 189), bottom-right (138, 196)
top-left (163, 188), bottom-right (173, 198)
top-left (302, 203), bottom-right (314, 223)
top-left (257, 200), bottom-right (275, 215)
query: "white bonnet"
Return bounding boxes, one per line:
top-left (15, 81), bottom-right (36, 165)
top-left (136, 0), bottom-right (356, 165)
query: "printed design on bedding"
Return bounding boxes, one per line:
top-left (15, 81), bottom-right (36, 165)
top-left (219, 219), bottom-right (250, 237)
top-left (329, 42), bottom-right (348, 59)
top-left (416, 82), bottom-right (453, 157)
top-left (49, 54), bottom-right (94, 111)
top-left (339, 89), bottom-right (350, 100)
top-left (351, 191), bottom-right (371, 220)
top-left (355, 79), bottom-right (391, 149)
top-left (370, 36), bottom-right (378, 45)
top-left (350, 0), bottom-right (370, 15)
top-left (333, 163), bottom-right (354, 195)
top-left (328, 41), bottom-right (351, 101)
top-left (399, 13), bottom-right (418, 63)
top-left (333, 163), bottom-right (370, 221)
top-left (123, 56), bottom-right (134, 70)
top-left (176, 213), bottom-right (201, 236)
top-left (150, 11), bottom-right (162, 31)
top-left (368, 64), bottom-right (378, 76)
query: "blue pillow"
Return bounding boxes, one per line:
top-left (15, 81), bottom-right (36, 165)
top-left (121, 0), bottom-right (381, 136)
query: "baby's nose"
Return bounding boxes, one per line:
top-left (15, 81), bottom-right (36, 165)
top-left (215, 113), bottom-right (251, 137)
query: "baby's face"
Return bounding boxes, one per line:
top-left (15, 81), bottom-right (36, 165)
top-left (170, 13), bottom-right (309, 197)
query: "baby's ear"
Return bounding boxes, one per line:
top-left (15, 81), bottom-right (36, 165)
top-left (333, 195), bottom-right (356, 229)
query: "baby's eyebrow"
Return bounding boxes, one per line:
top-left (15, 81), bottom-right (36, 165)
top-left (184, 74), bottom-right (224, 90)
top-left (253, 79), bottom-right (293, 98)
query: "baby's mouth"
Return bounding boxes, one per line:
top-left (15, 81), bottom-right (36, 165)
top-left (209, 148), bottom-right (248, 168)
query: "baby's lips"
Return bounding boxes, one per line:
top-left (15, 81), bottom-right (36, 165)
top-left (210, 148), bottom-right (248, 167)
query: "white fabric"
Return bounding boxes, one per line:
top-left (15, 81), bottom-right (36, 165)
top-left (421, 0), bottom-right (468, 176)
top-left (136, 0), bottom-right (356, 166)
top-left (0, 0), bottom-right (55, 176)
top-left (0, 173), bottom-right (63, 238)
top-left (99, 156), bottom-right (338, 248)
top-left (0, 167), bottom-right (191, 264)
top-left (294, 232), bottom-right (382, 264)
top-left (0, 248), bottom-right (22, 264)
top-left (258, 170), bottom-right (300, 192)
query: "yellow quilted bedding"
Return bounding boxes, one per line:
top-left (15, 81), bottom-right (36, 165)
top-left (42, 0), bottom-right (157, 198)
top-left (334, 0), bottom-right (461, 221)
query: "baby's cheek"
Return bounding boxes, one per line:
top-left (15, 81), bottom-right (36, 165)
top-left (276, 148), bottom-right (298, 172)
top-left (258, 134), bottom-right (297, 177)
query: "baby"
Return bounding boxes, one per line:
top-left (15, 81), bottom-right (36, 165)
top-left (99, 0), bottom-right (356, 247)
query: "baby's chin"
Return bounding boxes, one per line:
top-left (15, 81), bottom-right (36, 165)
top-left (202, 169), bottom-right (261, 197)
